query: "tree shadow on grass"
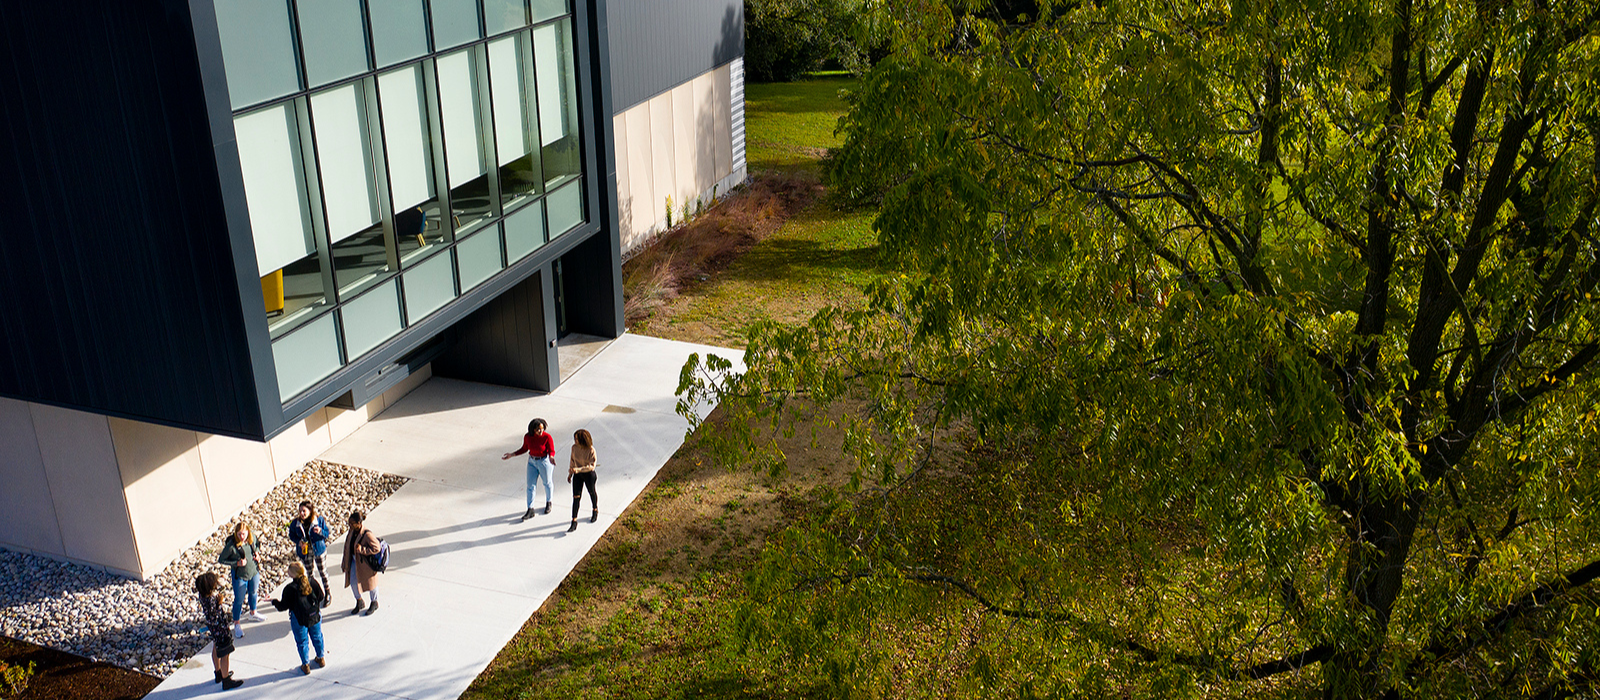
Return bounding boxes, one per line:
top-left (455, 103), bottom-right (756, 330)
top-left (718, 238), bottom-right (880, 285)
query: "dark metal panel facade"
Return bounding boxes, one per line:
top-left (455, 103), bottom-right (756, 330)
top-left (0, 0), bottom-right (265, 438)
top-left (433, 269), bottom-right (558, 392)
top-left (604, 0), bottom-right (744, 113)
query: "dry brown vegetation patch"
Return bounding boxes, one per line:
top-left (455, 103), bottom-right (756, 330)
top-left (622, 171), bottom-right (825, 327)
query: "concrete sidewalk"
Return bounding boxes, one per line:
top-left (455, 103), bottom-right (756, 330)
top-left (147, 334), bottom-right (743, 700)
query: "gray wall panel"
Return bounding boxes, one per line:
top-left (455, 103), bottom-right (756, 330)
top-left (605, 0), bottom-right (743, 113)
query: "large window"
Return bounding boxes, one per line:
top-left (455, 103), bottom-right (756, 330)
top-left (534, 20), bottom-right (581, 187)
top-left (489, 34), bottom-right (543, 211)
top-left (437, 48), bottom-right (495, 235)
top-left (232, 3), bottom-right (589, 404)
top-left (378, 64), bottom-right (447, 264)
top-left (236, 103), bottom-right (328, 333)
top-left (311, 83), bottom-right (391, 295)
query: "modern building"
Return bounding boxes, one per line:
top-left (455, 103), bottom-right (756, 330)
top-left (0, 0), bottom-right (745, 579)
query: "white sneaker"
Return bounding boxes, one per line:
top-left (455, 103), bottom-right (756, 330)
top-left (232, 622), bottom-right (243, 638)
top-left (245, 611), bottom-right (267, 623)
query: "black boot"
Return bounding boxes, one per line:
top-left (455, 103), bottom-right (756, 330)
top-left (521, 508), bottom-right (536, 521)
top-left (567, 520), bottom-right (578, 532)
top-left (590, 510), bottom-right (599, 523)
top-left (221, 676), bottom-right (244, 690)
top-left (351, 599), bottom-right (365, 615)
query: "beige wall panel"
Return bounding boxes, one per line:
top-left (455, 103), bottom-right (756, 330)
top-left (326, 406), bottom-right (370, 445)
top-left (613, 113), bottom-right (634, 244)
top-left (269, 408), bottom-right (332, 480)
top-left (196, 432), bottom-right (276, 524)
top-left (30, 404), bottom-right (140, 575)
top-left (0, 398), bottom-right (65, 556)
top-left (648, 92), bottom-right (678, 223)
top-left (111, 418), bottom-right (214, 577)
top-left (713, 64), bottom-right (734, 182)
top-left (692, 72), bottom-right (718, 195)
top-left (625, 105), bottom-right (659, 245)
top-left (670, 82), bottom-right (699, 206)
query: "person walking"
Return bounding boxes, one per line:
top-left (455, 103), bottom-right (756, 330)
top-left (341, 510), bottom-right (382, 616)
top-left (566, 429), bottom-right (599, 533)
top-left (502, 418), bottom-right (556, 520)
top-left (195, 571), bottom-right (244, 690)
top-left (216, 522), bottom-right (264, 638)
top-left (269, 561), bottom-right (327, 675)
top-left (287, 501), bottom-right (332, 608)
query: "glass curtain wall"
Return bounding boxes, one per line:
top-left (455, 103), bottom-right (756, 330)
top-left (221, 1), bottom-right (588, 403)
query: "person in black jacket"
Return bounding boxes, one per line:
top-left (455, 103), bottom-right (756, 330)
top-left (196, 572), bottom-right (244, 690)
top-left (269, 560), bottom-right (327, 675)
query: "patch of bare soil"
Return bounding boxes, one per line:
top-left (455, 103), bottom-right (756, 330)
top-left (0, 637), bottom-right (158, 700)
top-left (622, 171), bottom-right (824, 327)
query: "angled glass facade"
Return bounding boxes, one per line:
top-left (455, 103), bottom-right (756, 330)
top-left (217, 0), bottom-right (589, 403)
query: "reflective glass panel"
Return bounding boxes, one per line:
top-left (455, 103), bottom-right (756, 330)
top-left (456, 227), bottom-right (504, 291)
top-left (404, 251), bottom-right (458, 322)
top-left (216, 0), bottom-right (301, 109)
top-left (236, 104), bottom-right (329, 331)
top-left (431, 0), bottom-right (481, 50)
top-left (340, 280), bottom-right (404, 359)
top-left (484, 0), bottom-right (529, 35)
top-left (503, 199), bottom-right (546, 262)
top-left (311, 85), bottom-right (380, 245)
top-left (545, 179), bottom-right (583, 239)
top-left (438, 49), bottom-right (495, 235)
top-left (489, 33), bottom-right (543, 211)
top-left (530, 0), bottom-right (566, 23)
top-left (272, 312), bottom-right (342, 400)
top-left (297, 0), bottom-right (369, 86)
top-left (534, 20), bottom-right (581, 187)
top-left (311, 83), bottom-right (392, 294)
top-left (368, 0), bottom-right (429, 67)
top-left (378, 65), bottom-right (447, 265)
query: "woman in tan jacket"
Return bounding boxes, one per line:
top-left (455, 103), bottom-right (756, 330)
top-left (566, 429), bottom-right (599, 533)
top-left (341, 510), bottom-right (382, 616)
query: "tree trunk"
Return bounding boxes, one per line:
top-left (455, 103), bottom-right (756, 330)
top-left (1324, 490), bottom-right (1427, 698)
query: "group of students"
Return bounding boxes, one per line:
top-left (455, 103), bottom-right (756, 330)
top-left (194, 504), bottom-right (385, 690)
top-left (502, 419), bottom-right (601, 533)
top-left (188, 417), bottom-right (601, 691)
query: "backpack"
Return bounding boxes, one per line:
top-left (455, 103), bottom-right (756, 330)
top-left (366, 537), bottom-right (390, 573)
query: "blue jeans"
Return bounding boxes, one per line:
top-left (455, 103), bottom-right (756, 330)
top-left (289, 616), bottom-right (326, 665)
top-left (527, 457), bottom-right (555, 509)
top-left (230, 574), bottom-right (258, 621)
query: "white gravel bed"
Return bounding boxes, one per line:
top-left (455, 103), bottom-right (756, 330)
top-left (0, 460), bottom-right (408, 677)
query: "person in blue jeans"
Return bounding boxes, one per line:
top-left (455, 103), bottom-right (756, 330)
top-left (217, 521), bottom-right (264, 638)
top-left (502, 418), bottom-right (557, 521)
top-left (287, 501), bottom-right (331, 608)
top-left (269, 560), bottom-right (327, 675)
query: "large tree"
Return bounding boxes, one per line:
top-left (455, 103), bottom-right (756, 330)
top-left (684, 0), bottom-right (1600, 697)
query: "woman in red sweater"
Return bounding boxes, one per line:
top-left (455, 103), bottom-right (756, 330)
top-left (502, 418), bottom-right (556, 520)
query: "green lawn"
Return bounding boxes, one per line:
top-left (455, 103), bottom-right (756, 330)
top-left (465, 75), bottom-right (869, 699)
top-left (743, 76), bottom-right (855, 173)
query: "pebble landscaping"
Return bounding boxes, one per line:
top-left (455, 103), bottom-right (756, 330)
top-left (0, 460), bottom-right (408, 677)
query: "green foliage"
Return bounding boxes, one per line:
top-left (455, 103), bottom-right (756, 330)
top-left (687, 0), bottom-right (1600, 697)
top-left (745, 0), bottom-right (887, 81)
top-left (0, 660), bottom-right (35, 699)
